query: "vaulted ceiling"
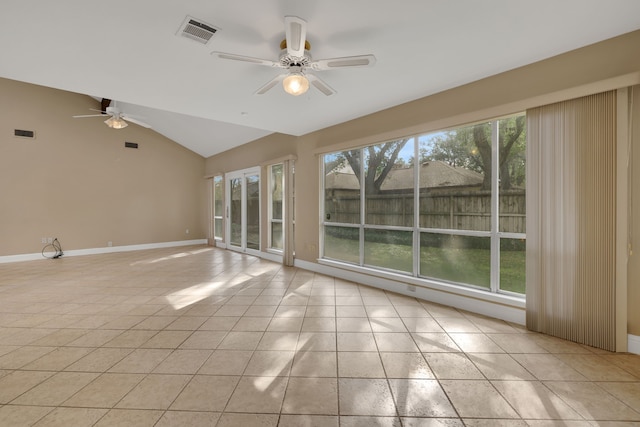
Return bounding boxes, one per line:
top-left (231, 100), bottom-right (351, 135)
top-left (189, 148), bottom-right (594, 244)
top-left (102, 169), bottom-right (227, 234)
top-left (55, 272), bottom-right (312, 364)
top-left (2, 1), bottom-right (640, 157)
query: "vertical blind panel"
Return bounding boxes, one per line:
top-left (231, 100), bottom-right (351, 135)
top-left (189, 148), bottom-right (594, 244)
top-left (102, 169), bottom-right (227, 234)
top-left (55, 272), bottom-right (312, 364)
top-left (526, 91), bottom-right (616, 351)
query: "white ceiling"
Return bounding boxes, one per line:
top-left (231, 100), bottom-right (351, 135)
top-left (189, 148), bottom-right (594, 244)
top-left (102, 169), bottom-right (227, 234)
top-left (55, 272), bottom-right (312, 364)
top-left (2, 1), bottom-right (640, 158)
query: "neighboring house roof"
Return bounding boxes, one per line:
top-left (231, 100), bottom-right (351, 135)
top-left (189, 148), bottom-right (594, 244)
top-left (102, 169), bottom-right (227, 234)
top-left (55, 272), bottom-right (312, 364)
top-left (324, 170), bottom-right (360, 190)
top-left (325, 161), bottom-right (483, 190)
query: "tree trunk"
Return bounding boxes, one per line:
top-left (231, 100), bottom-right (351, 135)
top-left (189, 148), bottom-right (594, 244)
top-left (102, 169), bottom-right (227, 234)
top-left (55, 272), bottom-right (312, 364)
top-left (500, 161), bottom-right (512, 189)
top-left (473, 125), bottom-right (492, 190)
top-left (498, 115), bottom-right (525, 190)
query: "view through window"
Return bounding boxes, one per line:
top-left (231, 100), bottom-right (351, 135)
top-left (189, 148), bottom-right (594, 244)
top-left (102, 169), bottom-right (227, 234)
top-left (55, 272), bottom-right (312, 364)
top-left (213, 176), bottom-right (223, 240)
top-left (269, 164), bottom-right (284, 251)
top-left (322, 114), bottom-right (526, 295)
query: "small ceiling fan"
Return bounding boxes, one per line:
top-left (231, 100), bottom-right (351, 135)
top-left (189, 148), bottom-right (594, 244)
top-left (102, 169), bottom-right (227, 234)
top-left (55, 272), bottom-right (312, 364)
top-left (212, 16), bottom-right (376, 96)
top-left (73, 99), bottom-right (151, 129)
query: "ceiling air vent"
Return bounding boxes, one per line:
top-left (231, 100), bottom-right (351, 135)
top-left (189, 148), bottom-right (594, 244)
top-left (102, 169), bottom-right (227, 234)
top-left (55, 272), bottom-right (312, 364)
top-left (177, 16), bottom-right (219, 45)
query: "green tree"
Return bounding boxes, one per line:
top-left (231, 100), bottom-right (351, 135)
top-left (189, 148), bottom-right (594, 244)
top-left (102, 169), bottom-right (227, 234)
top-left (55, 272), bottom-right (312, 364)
top-left (421, 116), bottom-right (526, 190)
top-left (330, 139), bottom-right (410, 194)
top-left (420, 127), bottom-right (484, 172)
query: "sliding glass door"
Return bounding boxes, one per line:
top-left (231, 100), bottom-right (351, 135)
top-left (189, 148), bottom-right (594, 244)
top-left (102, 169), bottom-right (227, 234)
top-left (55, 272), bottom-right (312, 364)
top-left (226, 167), bottom-right (260, 254)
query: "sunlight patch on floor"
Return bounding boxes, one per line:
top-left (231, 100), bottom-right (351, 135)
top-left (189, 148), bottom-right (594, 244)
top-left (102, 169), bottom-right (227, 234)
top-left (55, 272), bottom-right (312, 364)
top-left (164, 281), bottom-right (226, 309)
top-left (130, 247), bottom-right (214, 266)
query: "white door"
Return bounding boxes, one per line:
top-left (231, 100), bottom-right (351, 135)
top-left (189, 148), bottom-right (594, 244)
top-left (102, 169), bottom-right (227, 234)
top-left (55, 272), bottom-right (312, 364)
top-left (226, 167), bottom-right (260, 254)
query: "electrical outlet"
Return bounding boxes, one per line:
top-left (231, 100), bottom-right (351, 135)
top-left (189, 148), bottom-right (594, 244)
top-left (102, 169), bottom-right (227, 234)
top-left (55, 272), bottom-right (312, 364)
top-left (107, 241), bottom-right (113, 247)
top-left (407, 284), bottom-right (416, 293)
top-left (41, 237), bottom-right (47, 244)
top-left (47, 237), bottom-right (53, 244)
top-left (185, 228), bottom-right (189, 234)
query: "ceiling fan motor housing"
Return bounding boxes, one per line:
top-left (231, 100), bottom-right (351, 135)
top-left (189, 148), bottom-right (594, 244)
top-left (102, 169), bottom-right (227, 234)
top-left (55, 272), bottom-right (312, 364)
top-left (279, 48), bottom-right (312, 69)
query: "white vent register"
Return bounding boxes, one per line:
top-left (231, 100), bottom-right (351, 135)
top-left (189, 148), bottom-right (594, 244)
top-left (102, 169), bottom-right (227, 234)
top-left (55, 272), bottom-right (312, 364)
top-left (177, 16), bottom-right (219, 45)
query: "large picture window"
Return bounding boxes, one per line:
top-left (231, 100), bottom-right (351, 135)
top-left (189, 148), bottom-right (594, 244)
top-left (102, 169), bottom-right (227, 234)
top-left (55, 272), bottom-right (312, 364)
top-left (321, 113), bottom-right (526, 295)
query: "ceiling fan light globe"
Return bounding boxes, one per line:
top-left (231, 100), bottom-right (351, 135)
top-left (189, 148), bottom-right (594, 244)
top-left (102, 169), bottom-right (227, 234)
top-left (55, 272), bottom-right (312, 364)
top-left (283, 73), bottom-right (309, 96)
top-left (111, 120), bottom-right (128, 129)
top-left (104, 116), bottom-right (128, 129)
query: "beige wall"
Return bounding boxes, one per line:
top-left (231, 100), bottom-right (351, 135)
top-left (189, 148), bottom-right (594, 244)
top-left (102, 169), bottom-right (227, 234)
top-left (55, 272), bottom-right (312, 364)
top-left (206, 133), bottom-right (298, 177)
top-left (0, 78), bottom-right (206, 256)
top-left (206, 30), bottom-right (640, 336)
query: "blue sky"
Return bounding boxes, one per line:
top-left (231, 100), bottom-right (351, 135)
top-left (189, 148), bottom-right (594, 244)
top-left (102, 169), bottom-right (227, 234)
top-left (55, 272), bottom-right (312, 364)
top-left (323, 130), bottom-right (449, 166)
top-left (397, 131), bottom-right (447, 161)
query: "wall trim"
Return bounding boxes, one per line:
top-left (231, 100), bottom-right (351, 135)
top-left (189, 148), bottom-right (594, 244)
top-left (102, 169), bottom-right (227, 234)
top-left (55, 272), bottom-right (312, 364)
top-left (294, 259), bottom-right (526, 325)
top-left (0, 239), bottom-right (208, 264)
top-left (260, 154), bottom-right (297, 167)
top-left (629, 334), bottom-right (640, 355)
top-left (258, 251), bottom-right (283, 263)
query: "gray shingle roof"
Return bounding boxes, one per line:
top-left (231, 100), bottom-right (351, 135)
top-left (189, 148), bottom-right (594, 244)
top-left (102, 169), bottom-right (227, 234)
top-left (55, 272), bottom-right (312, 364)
top-left (325, 161), bottom-right (483, 190)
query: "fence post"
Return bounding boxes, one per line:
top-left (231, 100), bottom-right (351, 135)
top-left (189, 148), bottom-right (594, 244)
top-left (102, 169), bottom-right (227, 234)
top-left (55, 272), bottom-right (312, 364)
top-left (449, 194), bottom-right (454, 229)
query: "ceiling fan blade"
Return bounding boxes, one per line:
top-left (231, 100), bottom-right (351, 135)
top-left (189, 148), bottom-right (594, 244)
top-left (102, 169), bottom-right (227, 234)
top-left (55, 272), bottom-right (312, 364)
top-left (310, 54), bottom-right (376, 71)
top-left (73, 114), bottom-right (107, 118)
top-left (306, 73), bottom-right (335, 96)
top-left (255, 74), bottom-right (286, 95)
top-left (212, 52), bottom-right (281, 68)
top-left (284, 16), bottom-right (307, 57)
top-left (122, 115), bottom-right (152, 128)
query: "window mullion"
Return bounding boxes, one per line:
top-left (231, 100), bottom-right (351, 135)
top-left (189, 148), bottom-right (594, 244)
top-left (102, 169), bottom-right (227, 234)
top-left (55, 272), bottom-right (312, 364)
top-left (359, 148), bottom-right (365, 267)
top-left (490, 120), bottom-right (500, 293)
top-left (319, 156), bottom-right (326, 259)
top-left (267, 166), bottom-right (273, 249)
top-left (413, 137), bottom-right (420, 277)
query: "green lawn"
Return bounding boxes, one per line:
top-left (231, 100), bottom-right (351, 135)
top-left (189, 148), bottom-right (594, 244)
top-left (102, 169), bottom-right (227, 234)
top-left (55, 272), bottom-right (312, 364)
top-left (324, 234), bottom-right (525, 294)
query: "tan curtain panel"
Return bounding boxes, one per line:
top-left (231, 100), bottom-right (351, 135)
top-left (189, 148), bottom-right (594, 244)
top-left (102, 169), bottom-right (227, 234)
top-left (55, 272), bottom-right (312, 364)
top-left (526, 91), bottom-right (616, 351)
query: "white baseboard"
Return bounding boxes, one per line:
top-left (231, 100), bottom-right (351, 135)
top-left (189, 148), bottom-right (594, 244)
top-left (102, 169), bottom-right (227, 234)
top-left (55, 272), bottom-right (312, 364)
top-left (0, 253), bottom-right (43, 264)
top-left (0, 239), bottom-right (208, 264)
top-left (259, 251), bottom-right (284, 263)
top-left (294, 259), bottom-right (526, 325)
top-left (628, 334), bottom-right (640, 355)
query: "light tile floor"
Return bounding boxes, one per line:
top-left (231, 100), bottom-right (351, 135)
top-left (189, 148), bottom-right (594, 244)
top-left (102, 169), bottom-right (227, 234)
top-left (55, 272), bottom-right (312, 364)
top-left (0, 245), bottom-right (638, 427)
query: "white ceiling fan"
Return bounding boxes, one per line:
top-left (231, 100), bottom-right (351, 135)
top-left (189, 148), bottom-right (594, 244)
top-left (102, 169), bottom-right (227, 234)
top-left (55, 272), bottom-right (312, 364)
top-left (73, 99), bottom-right (151, 129)
top-left (212, 16), bottom-right (376, 96)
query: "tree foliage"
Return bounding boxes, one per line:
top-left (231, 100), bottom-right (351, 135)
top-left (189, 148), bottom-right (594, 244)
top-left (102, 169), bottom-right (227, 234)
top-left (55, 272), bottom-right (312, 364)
top-left (326, 115), bottom-right (525, 193)
top-left (420, 115), bottom-right (526, 190)
top-left (328, 139), bottom-right (410, 194)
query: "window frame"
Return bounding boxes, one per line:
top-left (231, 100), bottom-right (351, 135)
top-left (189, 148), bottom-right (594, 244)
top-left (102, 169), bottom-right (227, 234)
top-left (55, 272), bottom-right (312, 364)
top-left (321, 113), bottom-right (526, 296)
top-left (212, 175), bottom-right (224, 241)
top-left (267, 163), bottom-right (284, 253)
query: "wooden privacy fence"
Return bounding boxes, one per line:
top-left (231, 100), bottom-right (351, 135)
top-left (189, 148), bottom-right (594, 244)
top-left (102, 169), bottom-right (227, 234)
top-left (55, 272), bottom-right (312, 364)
top-left (325, 189), bottom-right (526, 233)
